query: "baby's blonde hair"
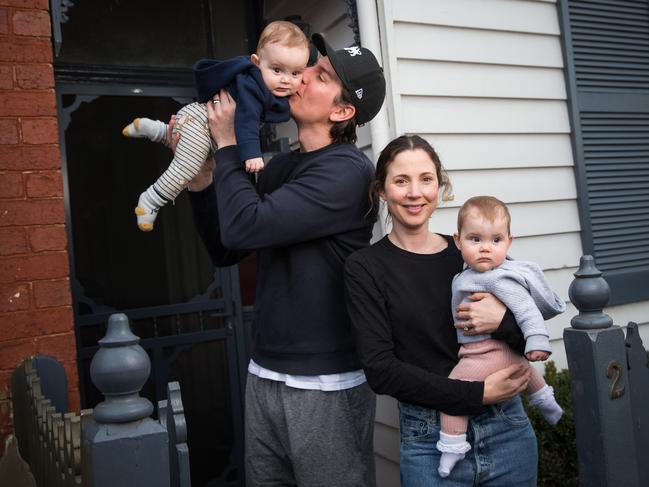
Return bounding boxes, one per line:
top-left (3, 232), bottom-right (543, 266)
top-left (457, 196), bottom-right (511, 235)
top-left (256, 20), bottom-right (309, 53)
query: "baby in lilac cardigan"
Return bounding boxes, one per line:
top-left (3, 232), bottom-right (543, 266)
top-left (437, 196), bottom-right (565, 478)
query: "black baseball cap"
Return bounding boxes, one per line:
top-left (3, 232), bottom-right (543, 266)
top-left (312, 33), bottom-right (386, 125)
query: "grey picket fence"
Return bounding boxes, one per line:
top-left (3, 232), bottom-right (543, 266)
top-left (564, 255), bottom-right (649, 486)
top-left (1, 313), bottom-right (191, 487)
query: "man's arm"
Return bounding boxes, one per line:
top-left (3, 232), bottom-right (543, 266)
top-left (212, 146), bottom-right (372, 250)
top-left (205, 87), bottom-right (372, 250)
top-left (188, 181), bottom-right (250, 267)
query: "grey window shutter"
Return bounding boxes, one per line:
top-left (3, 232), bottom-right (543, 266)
top-left (558, 0), bottom-right (649, 305)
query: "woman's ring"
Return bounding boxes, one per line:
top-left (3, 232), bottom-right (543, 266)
top-left (463, 326), bottom-right (470, 332)
top-left (212, 98), bottom-right (220, 104)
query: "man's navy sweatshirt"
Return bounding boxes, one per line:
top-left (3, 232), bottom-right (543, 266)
top-left (189, 143), bottom-right (376, 375)
top-left (193, 56), bottom-right (289, 161)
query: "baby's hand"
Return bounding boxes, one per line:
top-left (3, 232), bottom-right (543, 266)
top-left (245, 157), bottom-right (265, 173)
top-left (526, 350), bottom-right (550, 362)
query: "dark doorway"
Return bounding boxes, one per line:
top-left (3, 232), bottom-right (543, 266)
top-left (58, 84), bottom-right (248, 487)
top-left (54, 1), bottom-right (258, 485)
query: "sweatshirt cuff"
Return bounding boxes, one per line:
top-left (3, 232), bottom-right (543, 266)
top-left (214, 144), bottom-right (239, 162)
top-left (237, 141), bottom-right (262, 162)
top-left (525, 335), bottom-right (552, 355)
top-left (463, 380), bottom-right (485, 416)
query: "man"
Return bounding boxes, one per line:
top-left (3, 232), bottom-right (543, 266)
top-left (188, 33), bottom-right (386, 486)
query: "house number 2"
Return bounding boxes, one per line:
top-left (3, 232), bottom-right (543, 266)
top-left (606, 361), bottom-right (625, 400)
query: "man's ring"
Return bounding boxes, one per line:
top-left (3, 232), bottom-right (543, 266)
top-left (212, 98), bottom-right (220, 104)
top-left (463, 326), bottom-right (470, 332)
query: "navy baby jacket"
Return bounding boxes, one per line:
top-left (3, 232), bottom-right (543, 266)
top-left (193, 56), bottom-right (290, 161)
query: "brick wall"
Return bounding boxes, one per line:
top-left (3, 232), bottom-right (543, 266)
top-left (0, 0), bottom-right (78, 457)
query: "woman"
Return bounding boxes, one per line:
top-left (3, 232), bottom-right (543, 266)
top-left (344, 135), bottom-right (537, 486)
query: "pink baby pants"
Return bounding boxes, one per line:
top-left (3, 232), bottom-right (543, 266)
top-left (441, 339), bottom-right (546, 435)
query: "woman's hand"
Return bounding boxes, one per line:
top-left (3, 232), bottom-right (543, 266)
top-left (482, 364), bottom-right (530, 404)
top-left (206, 89), bottom-right (237, 148)
top-left (455, 292), bottom-right (506, 336)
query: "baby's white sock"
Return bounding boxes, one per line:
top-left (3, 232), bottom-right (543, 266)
top-left (529, 385), bottom-right (563, 425)
top-left (122, 117), bottom-right (169, 146)
top-left (135, 186), bottom-right (167, 232)
top-left (437, 432), bottom-right (471, 478)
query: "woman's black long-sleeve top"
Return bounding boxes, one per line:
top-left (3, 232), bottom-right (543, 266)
top-left (344, 235), bottom-right (523, 417)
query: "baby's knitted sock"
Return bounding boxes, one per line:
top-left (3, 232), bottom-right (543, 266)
top-left (135, 185), bottom-right (167, 232)
top-left (529, 384), bottom-right (563, 425)
top-left (122, 118), bottom-right (169, 146)
top-left (437, 432), bottom-right (471, 478)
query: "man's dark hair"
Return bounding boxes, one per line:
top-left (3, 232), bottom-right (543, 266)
top-left (330, 85), bottom-right (358, 145)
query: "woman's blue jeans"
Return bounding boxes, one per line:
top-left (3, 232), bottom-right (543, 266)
top-left (399, 396), bottom-right (537, 486)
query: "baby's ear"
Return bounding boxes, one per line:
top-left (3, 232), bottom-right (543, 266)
top-left (250, 54), bottom-right (260, 66)
top-left (453, 233), bottom-right (461, 249)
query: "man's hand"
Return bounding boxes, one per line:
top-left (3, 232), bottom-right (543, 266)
top-left (206, 89), bottom-right (237, 148)
top-left (482, 364), bottom-right (530, 404)
top-left (166, 114), bottom-right (179, 151)
top-left (526, 350), bottom-right (550, 362)
top-left (455, 292), bottom-right (506, 336)
top-left (187, 157), bottom-right (216, 192)
top-left (166, 114), bottom-right (215, 192)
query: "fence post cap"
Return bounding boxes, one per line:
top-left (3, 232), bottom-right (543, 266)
top-left (573, 255), bottom-right (600, 277)
top-left (98, 313), bottom-right (139, 347)
top-left (569, 255), bottom-right (613, 330)
top-left (90, 313), bottom-right (153, 423)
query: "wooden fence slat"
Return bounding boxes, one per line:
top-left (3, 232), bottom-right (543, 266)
top-left (70, 413), bottom-right (82, 482)
top-left (55, 416), bottom-right (65, 487)
top-left (10, 351), bottom-right (188, 486)
top-left (9, 358), bottom-right (84, 487)
top-left (159, 381), bottom-right (191, 487)
top-left (626, 322), bottom-right (649, 486)
top-left (0, 435), bottom-right (37, 487)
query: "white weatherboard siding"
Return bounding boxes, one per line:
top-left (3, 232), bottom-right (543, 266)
top-left (428, 133), bottom-right (574, 170)
top-left (373, 1), bottom-right (648, 484)
top-left (392, 0), bottom-right (561, 34)
top-left (394, 24), bottom-right (563, 67)
top-left (399, 60), bottom-right (568, 99)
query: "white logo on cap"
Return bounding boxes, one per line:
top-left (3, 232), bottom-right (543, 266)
top-left (344, 46), bottom-right (362, 56)
top-left (355, 88), bottom-right (363, 100)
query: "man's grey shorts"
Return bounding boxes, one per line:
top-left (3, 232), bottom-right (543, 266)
top-left (245, 372), bottom-right (377, 486)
